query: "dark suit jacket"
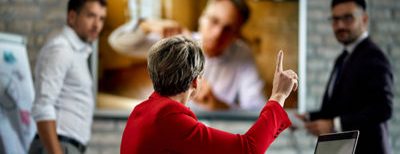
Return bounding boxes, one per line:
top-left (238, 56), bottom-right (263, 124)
top-left (310, 37), bottom-right (394, 154)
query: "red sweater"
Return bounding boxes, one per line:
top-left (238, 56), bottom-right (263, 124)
top-left (120, 92), bottom-right (291, 154)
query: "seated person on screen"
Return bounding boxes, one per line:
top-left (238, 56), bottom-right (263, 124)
top-left (109, 0), bottom-right (266, 111)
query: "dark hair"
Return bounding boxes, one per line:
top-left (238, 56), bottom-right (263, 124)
top-left (208, 0), bottom-right (251, 25)
top-left (147, 36), bottom-right (205, 96)
top-left (331, 0), bottom-right (366, 11)
top-left (68, 0), bottom-right (107, 13)
top-left (230, 0), bottom-right (251, 24)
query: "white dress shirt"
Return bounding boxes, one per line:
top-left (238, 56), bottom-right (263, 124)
top-left (32, 26), bottom-right (94, 144)
top-left (109, 20), bottom-right (266, 111)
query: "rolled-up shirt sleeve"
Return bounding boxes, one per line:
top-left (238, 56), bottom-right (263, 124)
top-left (108, 19), bottom-right (160, 58)
top-left (32, 46), bottom-right (73, 122)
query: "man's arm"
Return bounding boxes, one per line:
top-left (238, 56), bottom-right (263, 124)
top-left (108, 19), bottom-right (189, 58)
top-left (36, 121), bottom-right (63, 154)
top-left (32, 46), bottom-right (74, 154)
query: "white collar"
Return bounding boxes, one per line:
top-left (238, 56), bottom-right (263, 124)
top-left (62, 26), bottom-right (93, 54)
top-left (344, 31), bottom-right (368, 53)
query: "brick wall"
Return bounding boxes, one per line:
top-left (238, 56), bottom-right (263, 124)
top-left (0, 0), bottom-right (67, 69)
top-left (0, 0), bottom-right (399, 153)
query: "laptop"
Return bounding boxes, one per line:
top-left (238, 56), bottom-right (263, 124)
top-left (314, 130), bottom-right (359, 154)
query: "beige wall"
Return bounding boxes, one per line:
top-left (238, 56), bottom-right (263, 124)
top-left (162, 0), bottom-right (207, 31)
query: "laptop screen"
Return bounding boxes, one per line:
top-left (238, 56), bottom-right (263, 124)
top-left (314, 131), bottom-right (359, 154)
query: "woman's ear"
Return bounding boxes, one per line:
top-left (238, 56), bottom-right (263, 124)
top-left (192, 77), bottom-right (199, 89)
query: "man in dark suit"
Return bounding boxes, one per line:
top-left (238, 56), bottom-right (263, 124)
top-left (297, 0), bottom-right (394, 153)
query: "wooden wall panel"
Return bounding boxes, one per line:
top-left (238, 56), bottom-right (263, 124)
top-left (162, 0), bottom-right (207, 31)
top-left (242, 1), bottom-right (299, 108)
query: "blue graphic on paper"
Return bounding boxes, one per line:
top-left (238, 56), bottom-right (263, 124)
top-left (0, 36), bottom-right (35, 154)
top-left (3, 51), bottom-right (17, 64)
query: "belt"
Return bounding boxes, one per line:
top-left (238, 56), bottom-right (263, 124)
top-left (34, 134), bottom-right (86, 153)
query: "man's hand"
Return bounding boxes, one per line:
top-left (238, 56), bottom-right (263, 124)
top-left (139, 19), bottom-right (190, 38)
top-left (305, 119), bottom-right (334, 136)
top-left (192, 79), bottom-right (230, 111)
top-left (269, 50), bottom-right (298, 107)
top-left (295, 113), bottom-right (334, 136)
top-left (295, 113), bottom-right (308, 122)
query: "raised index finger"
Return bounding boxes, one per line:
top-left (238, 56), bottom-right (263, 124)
top-left (276, 50), bottom-right (284, 72)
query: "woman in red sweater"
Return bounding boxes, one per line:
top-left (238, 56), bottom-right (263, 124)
top-left (120, 36), bottom-right (298, 154)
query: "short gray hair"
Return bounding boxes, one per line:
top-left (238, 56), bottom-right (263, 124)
top-left (147, 36), bottom-right (205, 96)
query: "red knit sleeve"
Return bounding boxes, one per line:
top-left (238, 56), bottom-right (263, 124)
top-left (158, 101), bottom-right (291, 154)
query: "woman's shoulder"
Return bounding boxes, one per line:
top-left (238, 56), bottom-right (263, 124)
top-left (158, 99), bottom-right (193, 117)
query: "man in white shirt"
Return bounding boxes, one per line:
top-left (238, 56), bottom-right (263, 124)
top-left (109, 0), bottom-right (266, 111)
top-left (29, 0), bottom-right (106, 154)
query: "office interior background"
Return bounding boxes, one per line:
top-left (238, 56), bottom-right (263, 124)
top-left (0, 0), bottom-right (399, 153)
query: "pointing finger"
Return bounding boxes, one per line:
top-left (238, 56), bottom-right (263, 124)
top-left (276, 50), bottom-right (284, 72)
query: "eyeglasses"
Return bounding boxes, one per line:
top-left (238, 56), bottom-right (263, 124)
top-left (328, 14), bottom-right (356, 25)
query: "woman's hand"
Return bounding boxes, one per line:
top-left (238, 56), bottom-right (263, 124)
top-left (269, 50), bottom-right (298, 107)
